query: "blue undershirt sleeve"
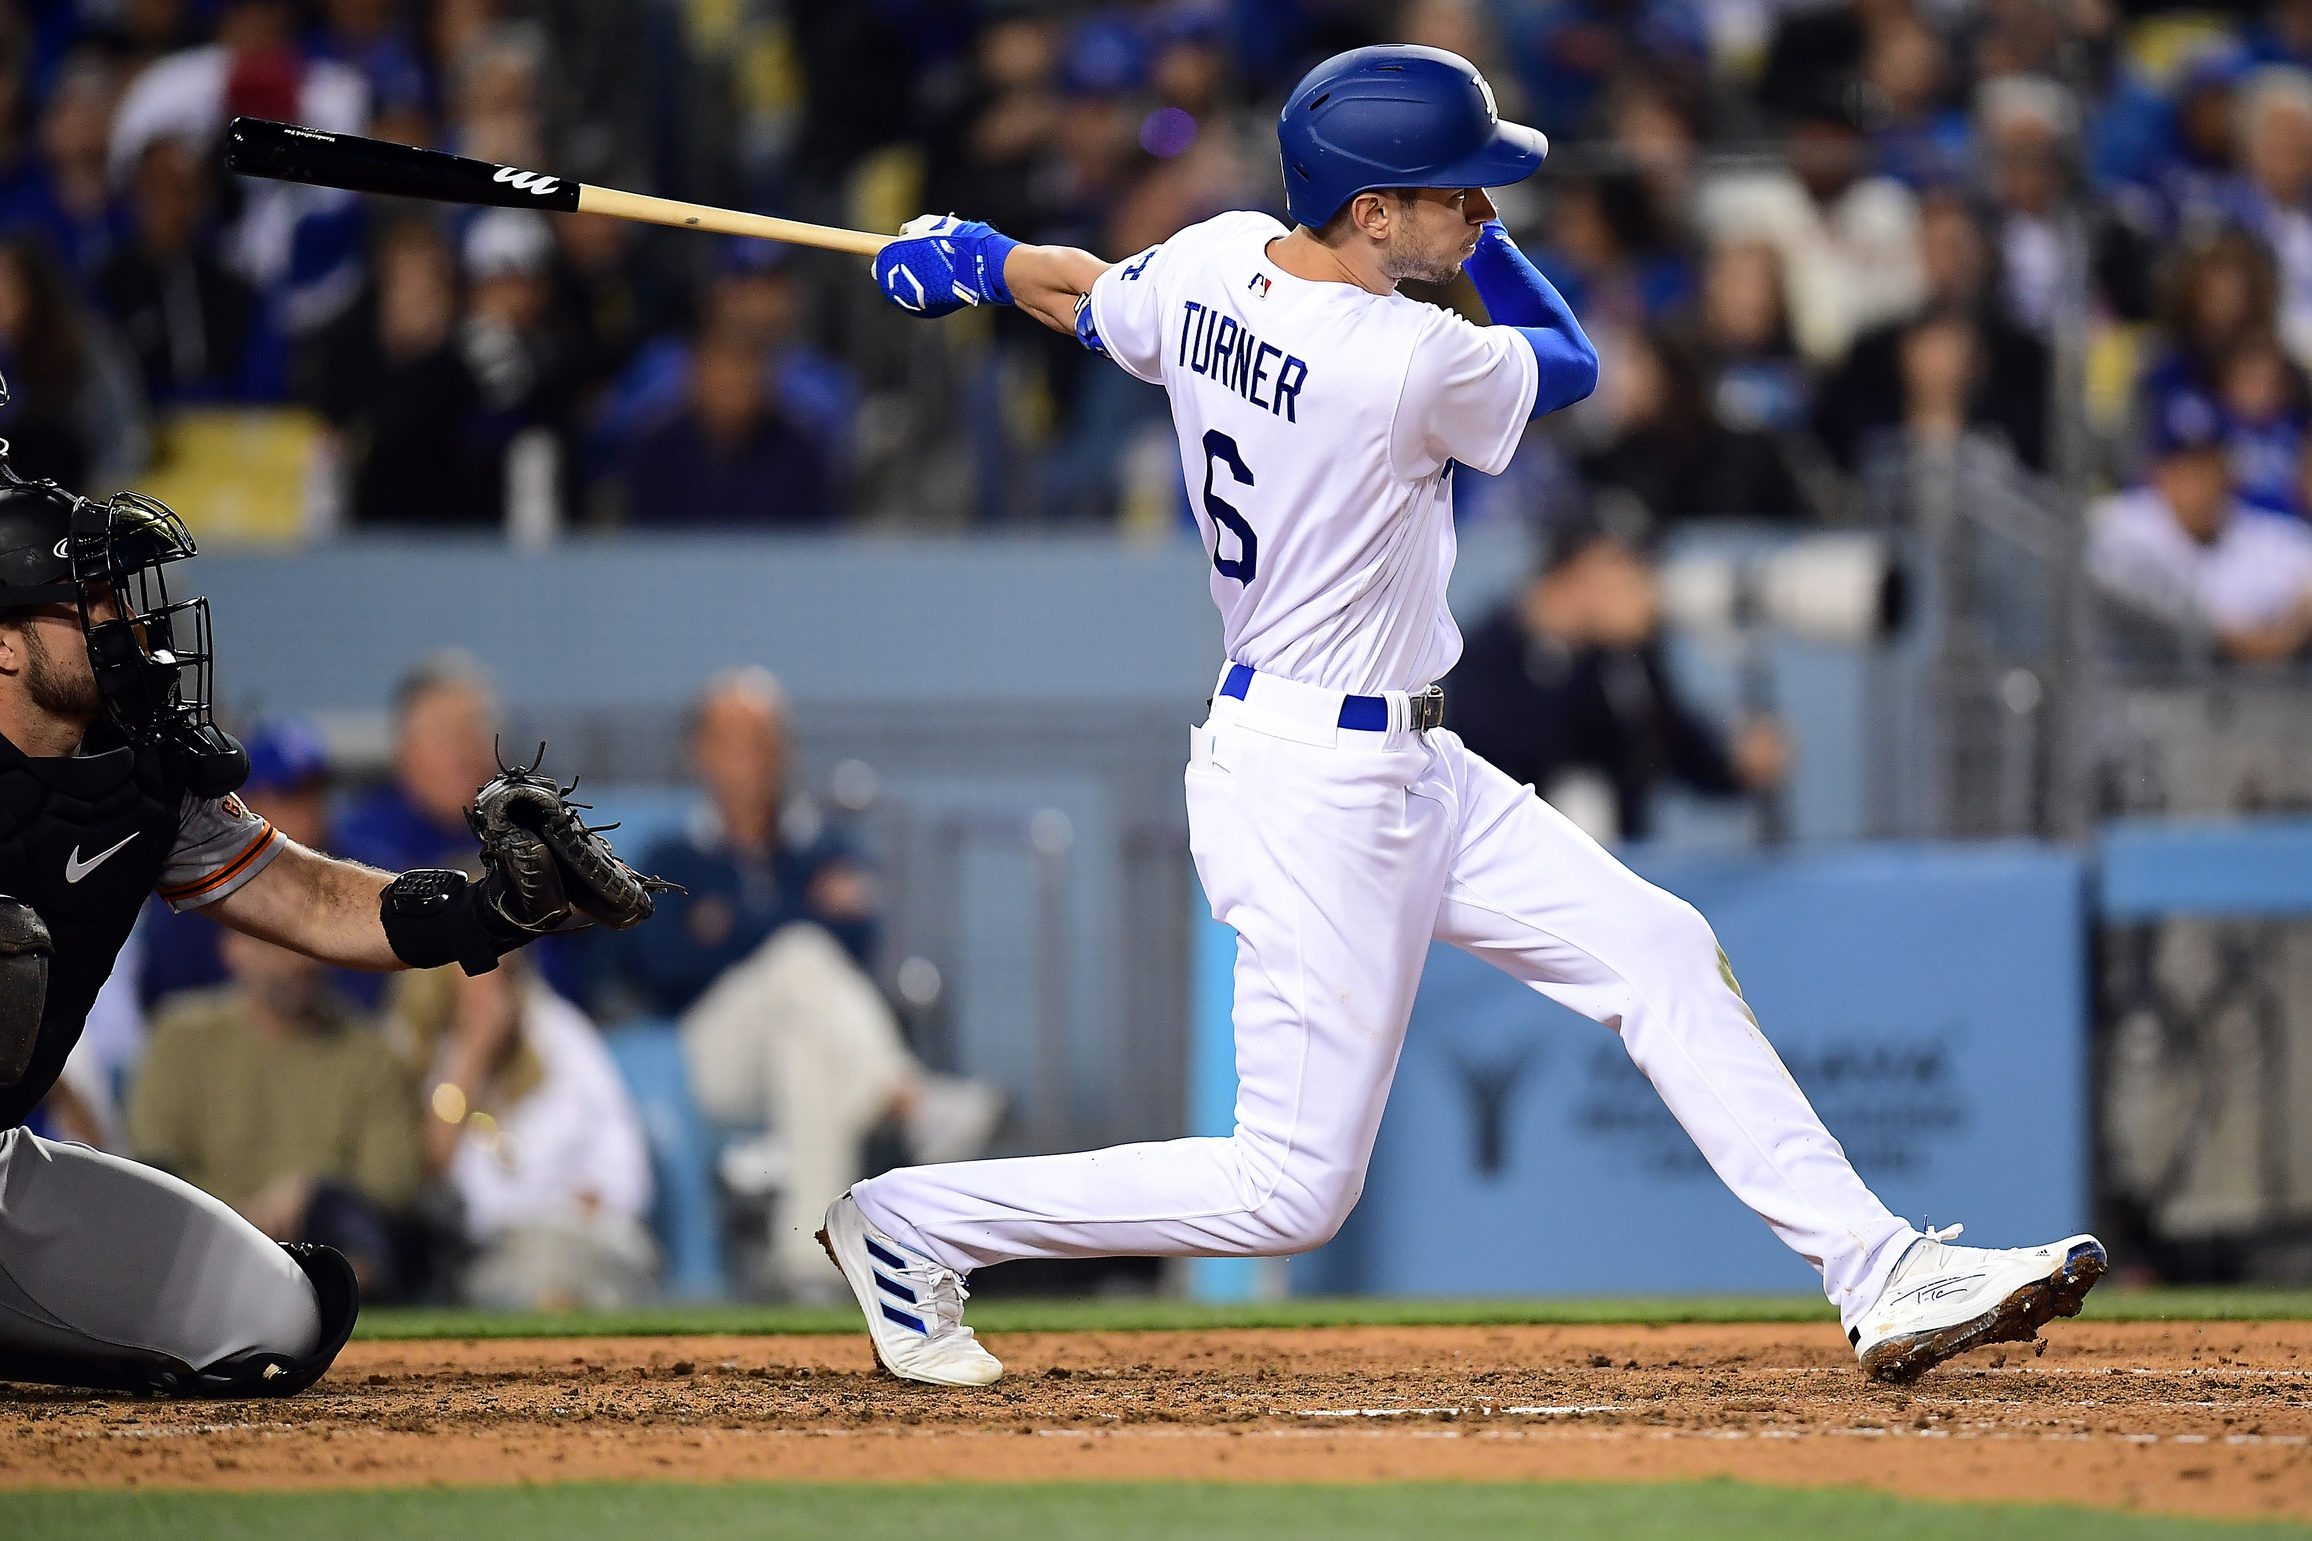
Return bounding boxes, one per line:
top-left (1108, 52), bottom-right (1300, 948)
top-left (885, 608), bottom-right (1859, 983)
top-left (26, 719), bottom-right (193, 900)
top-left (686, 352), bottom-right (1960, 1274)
top-left (1464, 222), bottom-right (1600, 418)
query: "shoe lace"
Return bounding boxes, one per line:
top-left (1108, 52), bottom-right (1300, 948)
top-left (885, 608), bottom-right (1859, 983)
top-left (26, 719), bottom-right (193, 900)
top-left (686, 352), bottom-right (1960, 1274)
top-left (1924, 1222), bottom-right (1965, 1244)
top-left (918, 1263), bottom-right (978, 1341)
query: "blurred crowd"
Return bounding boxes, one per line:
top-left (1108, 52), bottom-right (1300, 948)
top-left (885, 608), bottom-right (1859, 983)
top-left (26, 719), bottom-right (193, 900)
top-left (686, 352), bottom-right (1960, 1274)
top-left (35, 653), bottom-right (1003, 1306)
top-left (0, 1), bottom-right (2303, 650)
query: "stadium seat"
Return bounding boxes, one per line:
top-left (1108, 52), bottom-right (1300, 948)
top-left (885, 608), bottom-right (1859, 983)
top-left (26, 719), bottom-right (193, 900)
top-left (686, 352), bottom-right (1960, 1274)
top-left (139, 408), bottom-right (329, 546)
top-left (602, 1018), bottom-right (727, 1301)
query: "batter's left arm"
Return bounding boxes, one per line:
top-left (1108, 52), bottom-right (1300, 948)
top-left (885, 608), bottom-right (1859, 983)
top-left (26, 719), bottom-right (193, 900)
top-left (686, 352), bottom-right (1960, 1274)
top-left (1462, 223), bottom-right (1598, 416)
top-left (206, 842), bottom-right (401, 969)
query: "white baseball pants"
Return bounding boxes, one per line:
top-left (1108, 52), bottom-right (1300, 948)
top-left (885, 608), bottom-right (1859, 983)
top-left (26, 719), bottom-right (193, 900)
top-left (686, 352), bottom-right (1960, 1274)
top-left (856, 675), bottom-right (1919, 1328)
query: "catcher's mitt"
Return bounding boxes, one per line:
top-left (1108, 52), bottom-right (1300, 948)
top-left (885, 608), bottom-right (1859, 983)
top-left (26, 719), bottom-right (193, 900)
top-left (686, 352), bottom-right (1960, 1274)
top-left (467, 745), bottom-right (677, 935)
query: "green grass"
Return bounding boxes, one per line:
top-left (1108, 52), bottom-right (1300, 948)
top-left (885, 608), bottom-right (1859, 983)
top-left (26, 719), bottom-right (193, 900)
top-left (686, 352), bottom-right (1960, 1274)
top-left (354, 1284), bottom-right (2312, 1342)
top-left (10, 1481), bottom-right (2303, 1541)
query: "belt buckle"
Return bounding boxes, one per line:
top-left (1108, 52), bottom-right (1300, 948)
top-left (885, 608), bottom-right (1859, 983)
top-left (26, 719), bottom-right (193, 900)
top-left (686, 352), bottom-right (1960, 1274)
top-left (1410, 685), bottom-right (1445, 732)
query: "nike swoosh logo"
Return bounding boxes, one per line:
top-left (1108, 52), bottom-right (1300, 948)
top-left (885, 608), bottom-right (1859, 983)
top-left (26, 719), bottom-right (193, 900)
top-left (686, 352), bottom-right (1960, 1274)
top-left (65, 833), bottom-right (137, 884)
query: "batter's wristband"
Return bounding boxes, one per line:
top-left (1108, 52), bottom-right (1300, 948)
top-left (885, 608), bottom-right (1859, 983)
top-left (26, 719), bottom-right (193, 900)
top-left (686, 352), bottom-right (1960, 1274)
top-left (976, 229), bottom-right (1022, 305)
top-left (380, 868), bottom-right (523, 976)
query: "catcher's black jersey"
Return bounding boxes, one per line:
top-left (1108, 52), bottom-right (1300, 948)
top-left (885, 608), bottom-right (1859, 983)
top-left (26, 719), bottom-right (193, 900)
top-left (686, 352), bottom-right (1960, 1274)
top-left (0, 724), bottom-right (286, 1129)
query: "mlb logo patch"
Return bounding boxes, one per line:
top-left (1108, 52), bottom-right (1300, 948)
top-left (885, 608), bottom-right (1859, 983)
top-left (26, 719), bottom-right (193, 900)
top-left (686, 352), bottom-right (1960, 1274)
top-left (1247, 273), bottom-right (1272, 298)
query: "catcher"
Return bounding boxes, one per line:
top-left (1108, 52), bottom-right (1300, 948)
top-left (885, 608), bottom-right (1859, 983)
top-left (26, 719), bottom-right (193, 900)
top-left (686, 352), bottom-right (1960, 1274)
top-left (0, 382), bottom-right (667, 1397)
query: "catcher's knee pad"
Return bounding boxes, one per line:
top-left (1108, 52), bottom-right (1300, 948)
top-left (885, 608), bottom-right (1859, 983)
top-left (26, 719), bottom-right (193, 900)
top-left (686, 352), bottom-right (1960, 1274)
top-left (0, 1242), bottom-right (361, 1399)
top-left (185, 1242), bottom-right (361, 1397)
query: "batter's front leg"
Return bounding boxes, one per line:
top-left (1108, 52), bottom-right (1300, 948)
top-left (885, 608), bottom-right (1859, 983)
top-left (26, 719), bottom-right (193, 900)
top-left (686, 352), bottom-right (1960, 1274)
top-left (1426, 739), bottom-right (1918, 1330)
top-left (854, 717), bottom-right (1451, 1273)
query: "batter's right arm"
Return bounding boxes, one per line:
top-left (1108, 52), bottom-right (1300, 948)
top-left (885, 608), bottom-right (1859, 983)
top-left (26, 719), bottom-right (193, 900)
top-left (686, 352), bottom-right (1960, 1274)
top-left (1002, 244), bottom-right (1111, 334)
top-left (872, 213), bottom-right (1109, 335)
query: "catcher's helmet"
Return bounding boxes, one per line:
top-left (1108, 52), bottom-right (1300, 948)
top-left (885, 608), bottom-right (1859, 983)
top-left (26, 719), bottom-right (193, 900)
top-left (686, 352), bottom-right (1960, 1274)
top-left (0, 374), bottom-right (245, 793)
top-left (1277, 45), bottom-right (1549, 230)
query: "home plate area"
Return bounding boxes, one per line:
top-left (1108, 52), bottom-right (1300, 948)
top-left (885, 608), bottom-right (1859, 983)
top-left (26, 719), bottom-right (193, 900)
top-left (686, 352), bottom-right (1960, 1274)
top-left (3, 1321), bottom-right (2309, 1522)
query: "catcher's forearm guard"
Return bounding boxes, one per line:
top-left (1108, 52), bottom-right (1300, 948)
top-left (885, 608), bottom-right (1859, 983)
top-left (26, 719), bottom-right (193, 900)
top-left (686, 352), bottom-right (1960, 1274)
top-left (379, 868), bottom-right (523, 976)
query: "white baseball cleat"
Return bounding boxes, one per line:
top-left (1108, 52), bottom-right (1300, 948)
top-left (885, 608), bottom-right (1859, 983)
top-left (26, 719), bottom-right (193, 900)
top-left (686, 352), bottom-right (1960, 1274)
top-left (1852, 1223), bottom-right (2108, 1383)
top-left (817, 1193), bottom-right (1002, 1387)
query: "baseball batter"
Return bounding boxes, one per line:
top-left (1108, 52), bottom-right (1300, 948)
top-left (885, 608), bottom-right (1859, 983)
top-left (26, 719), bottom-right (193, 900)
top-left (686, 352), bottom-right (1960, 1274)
top-left (821, 45), bottom-right (2105, 1387)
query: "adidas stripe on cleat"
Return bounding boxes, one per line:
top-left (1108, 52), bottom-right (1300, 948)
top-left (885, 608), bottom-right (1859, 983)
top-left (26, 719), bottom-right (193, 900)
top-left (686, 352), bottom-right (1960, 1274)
top-left (818, 1193), bottom-right (1002, 1387)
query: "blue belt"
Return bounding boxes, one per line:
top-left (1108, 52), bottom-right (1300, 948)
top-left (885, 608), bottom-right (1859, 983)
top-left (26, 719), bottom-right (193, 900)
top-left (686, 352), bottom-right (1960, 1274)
top-left (1218, 663), bottom-right (1444, 732)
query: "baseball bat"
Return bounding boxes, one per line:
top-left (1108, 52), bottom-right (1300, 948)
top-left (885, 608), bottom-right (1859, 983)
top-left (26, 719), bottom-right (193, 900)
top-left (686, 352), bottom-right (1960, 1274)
top-left (223, 117), bottom-right (893, 258)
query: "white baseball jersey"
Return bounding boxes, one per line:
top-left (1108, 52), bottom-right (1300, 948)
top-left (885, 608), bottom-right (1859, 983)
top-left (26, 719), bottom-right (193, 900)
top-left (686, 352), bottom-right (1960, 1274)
top-left (1088, 211), bottom-right (1540, 695)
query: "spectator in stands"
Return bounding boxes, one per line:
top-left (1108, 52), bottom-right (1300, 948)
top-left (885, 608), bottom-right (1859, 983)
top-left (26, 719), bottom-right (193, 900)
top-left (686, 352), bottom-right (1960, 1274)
top-left (297, 216), bottom-right (496, 529)
top-left (548, 213), bottom-right (671, 423)
top-left (96, 135), bottom-right (264, 403)
top-left (0, 235), bottom-right (147, 486)
top-left (1509, 0), bottom-right (1709, 142)
top-left (1980, 74), bottom-right (2155, 335)
top-left (1579, 328), bottom-right (1820, 529)
top-left (619, 330), bottom-right (834, 527)
top-left (1448, 521), bottom-right (1789, 844)
top-left (82, 2), bottom-right (201, 72)
top-left (338, 653), bottom-right (502, 877)
top-left (1859, 11), bottom-right (1969, 188)
top-left (2136, 43), bottom-right (2253, 238)
top-left (141, 716), bottom-right (334, 1009)
top-left (1979, 75), bottom-right (2071, 337)
top-left (0, 55), bottom-right (133, 284)
top-left (2090, 391), bottom-right (2312, 662)
top-left (1534, 172), bottom-right (1694, 331)
top-left (2139, 230), bottom-right (2283, 472)
top-left (602, 239), bottom-right (857, 478)
top-left (1758, 0), bottom-right (1890, 131)
top-left (131, 928), bottom-right (421, 1295)
top-left (456, 208), bottom-right (576, 538)
top-left (917, 13), bottom-right (1066, 238)
top-left (2218, 331), bottom-right (2311, 514)
top-left (396, 959), bottom-right (658, 1311)
top-left (106, 0), bottom-right (369, 331)
top-left (623, 667), bottom-right (1002, 1296)
top-left (1890, 310), bottom-right (1984, 456)
top-left (442, 16), bottom-right (548, 171)
top-left (1697, 99), bottom-right (1925, 367)
top-left (308, 0), bottom-right (429, 121)
top-left (1817, 189), bottom-right (2051, 473)
top-left (2231, 65), bottom-right (2312, 359)
top-left (1691, 236), bottom-right (1812, 436)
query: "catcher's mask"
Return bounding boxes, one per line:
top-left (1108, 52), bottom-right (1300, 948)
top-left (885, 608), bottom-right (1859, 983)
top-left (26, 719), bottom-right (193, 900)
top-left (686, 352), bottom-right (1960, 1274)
top-left (0, 373), bottom-right (246, 794)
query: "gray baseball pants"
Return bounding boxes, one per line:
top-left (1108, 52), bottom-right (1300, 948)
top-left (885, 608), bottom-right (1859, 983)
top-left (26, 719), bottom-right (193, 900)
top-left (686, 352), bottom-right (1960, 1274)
top-left (0, 1127), bottom-right (322, 1378)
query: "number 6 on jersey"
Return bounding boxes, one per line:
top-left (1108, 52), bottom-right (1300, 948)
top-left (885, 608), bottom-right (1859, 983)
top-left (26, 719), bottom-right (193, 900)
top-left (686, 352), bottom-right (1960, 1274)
top-left (1202, 430), bottom-right (1257, 585)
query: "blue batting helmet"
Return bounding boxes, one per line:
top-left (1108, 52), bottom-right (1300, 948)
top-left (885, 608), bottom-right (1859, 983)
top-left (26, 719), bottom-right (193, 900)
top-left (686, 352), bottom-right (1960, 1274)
top-left (1277, 45), bottom-right (1548, 230)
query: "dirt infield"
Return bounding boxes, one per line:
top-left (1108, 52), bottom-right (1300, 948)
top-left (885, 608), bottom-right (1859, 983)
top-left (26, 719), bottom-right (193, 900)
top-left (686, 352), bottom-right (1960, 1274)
top-left (3, 1322), bottom-right (2308, 1521)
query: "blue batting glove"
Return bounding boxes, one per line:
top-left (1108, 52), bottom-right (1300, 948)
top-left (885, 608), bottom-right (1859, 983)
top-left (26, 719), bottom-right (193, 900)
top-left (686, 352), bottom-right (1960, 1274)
top-left (874, 214), bottom-right (1020, 317)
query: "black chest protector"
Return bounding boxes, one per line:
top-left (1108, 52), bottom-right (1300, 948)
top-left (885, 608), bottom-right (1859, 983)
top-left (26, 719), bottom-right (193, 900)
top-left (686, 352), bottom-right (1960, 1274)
top-left (0, 725), bottom-right (181, 1129)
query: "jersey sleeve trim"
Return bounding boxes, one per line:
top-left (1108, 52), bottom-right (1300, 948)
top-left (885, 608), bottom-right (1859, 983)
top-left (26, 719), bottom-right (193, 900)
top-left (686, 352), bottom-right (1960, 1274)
top-left (1088, 265), bottom-right (1165, 385)
top-left (159, 821), bottom-right (284, 909)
